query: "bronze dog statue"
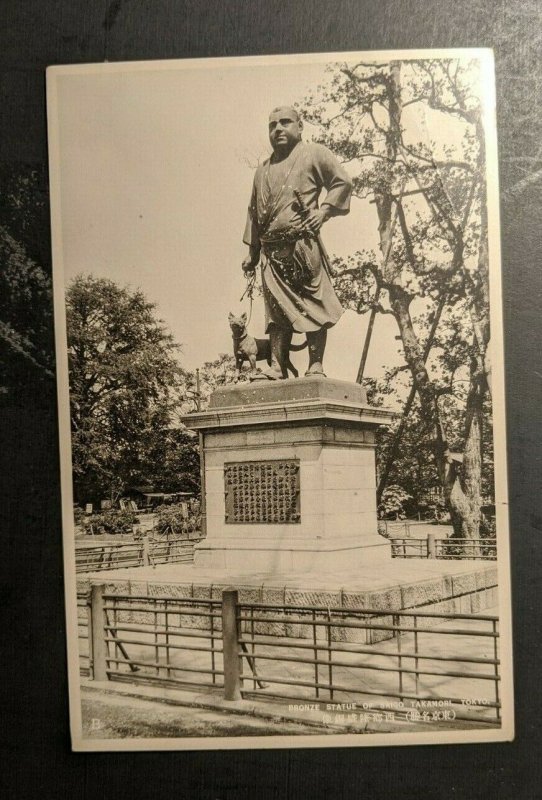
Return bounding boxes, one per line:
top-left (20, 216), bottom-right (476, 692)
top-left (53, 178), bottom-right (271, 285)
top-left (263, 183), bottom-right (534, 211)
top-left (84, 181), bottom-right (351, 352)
top-left (229, 312), bottom-right (306, 379)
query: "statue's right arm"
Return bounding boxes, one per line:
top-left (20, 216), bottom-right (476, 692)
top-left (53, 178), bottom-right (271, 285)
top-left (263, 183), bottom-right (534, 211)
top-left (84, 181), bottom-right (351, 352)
top-left (242, 177), bottom-right (261, 273)
top-left (242, 245), bottom-right (260, 274)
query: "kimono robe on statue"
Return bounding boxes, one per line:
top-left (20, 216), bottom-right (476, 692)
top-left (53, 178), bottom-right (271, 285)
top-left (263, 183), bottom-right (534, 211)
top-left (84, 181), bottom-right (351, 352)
top-left (243, 141), bottom-right (353, 334)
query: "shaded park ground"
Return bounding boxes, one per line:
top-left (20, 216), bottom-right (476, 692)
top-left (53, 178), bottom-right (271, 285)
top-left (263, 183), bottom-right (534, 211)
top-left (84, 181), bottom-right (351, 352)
top-left (82, 691), bottom-right (321, 739)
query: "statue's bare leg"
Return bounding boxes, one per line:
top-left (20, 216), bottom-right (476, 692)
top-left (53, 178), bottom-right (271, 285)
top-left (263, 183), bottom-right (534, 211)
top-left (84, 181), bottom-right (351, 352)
top-left (259, 325), bottom-right (291, 380)
top-left (305, 327), bottom-right (327, 377)
top-left (279, 329), bottom-right (293, 378)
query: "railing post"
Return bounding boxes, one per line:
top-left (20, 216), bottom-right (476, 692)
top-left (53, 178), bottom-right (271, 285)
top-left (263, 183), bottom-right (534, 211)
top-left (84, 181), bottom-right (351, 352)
top-left (427, 533), bottom-right (436, 559)
top-left (90, 583), bottom-right (108, 681)
top-left (142, 535), bottom-right (150, 567)
top-left (221, 589), bottom-right (242, 701)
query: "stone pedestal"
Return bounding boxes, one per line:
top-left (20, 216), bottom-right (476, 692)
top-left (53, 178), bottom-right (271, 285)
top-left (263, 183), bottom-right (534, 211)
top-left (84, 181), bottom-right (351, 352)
top-left (181, 376), bottom-right (395, 573)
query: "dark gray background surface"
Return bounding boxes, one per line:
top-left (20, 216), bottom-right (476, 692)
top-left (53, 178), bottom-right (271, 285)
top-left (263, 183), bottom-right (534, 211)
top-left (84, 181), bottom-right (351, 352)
top-left (1, 1), bottom-right (540, 798)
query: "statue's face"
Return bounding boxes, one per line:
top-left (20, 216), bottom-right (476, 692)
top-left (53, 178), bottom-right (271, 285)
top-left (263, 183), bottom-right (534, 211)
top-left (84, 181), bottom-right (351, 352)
top-left (268, 107), bottom-right (303, 153)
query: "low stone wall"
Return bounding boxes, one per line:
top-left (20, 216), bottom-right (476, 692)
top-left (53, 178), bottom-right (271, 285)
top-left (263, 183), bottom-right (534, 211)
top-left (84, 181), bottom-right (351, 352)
top-left (78, 564), bottom-right (498, 645)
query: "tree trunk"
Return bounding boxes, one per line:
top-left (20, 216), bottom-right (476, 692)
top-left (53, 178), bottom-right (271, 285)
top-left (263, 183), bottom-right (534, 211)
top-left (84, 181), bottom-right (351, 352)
top-left (387, 285), bottom-right (481, 539)
top-left (373, 60), bottom-right (490, 546)
top-left (388, 287), bottom-right (445, 464)
top-left (451, 376), bottom-right (484, 542)
top-left (450, 153), bottom-right (489, 544)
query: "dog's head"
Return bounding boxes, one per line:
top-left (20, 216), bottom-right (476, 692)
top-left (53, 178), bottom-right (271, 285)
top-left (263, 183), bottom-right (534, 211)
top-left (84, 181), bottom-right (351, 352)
top-left (228, 311), bottom-right (248, 336)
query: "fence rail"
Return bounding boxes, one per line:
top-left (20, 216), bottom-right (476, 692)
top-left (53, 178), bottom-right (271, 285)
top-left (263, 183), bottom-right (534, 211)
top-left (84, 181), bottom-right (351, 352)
top-left (435, 538), bottom-right (497, 560)
top-left (75, 536), bottom-right (201, 573)
top-left (391, 535), bottom-right (497, 561)
top-left (235, 598), bottom-right (500, 722)
top-left (380, 520), bottom-right (433, 538)
top-left (89, 588), bottom-right (224, 689)
top-left (79, 586), bottom-right (501, 724)
top-left (77, 595), bottom-right (91, 676)
top-left (390, 538), bottom-right (428, 558)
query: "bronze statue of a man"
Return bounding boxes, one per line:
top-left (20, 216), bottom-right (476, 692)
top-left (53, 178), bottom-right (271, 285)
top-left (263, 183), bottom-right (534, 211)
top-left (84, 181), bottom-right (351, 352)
top-left (242, 105), bottom-right (353, 379)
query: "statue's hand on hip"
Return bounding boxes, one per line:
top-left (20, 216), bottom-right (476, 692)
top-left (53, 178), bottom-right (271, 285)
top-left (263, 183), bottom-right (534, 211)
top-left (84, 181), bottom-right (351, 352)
top-left (298, 207), bottom-right (331, 237)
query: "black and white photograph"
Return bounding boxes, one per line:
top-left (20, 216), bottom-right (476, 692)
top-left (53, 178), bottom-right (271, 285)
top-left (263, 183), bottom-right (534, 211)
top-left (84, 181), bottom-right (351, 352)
top-left (46, 49), bottom-right (513, 751)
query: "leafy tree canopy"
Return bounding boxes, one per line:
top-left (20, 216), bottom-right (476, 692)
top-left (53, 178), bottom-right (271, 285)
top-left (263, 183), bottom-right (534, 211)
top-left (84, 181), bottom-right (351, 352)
top-left (67, 275), bottom-right (193, 503)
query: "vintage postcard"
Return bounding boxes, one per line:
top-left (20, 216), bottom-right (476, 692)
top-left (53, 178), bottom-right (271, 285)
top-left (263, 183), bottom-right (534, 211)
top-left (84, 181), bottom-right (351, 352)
top-left (47, 49), bottom-right (514, 751)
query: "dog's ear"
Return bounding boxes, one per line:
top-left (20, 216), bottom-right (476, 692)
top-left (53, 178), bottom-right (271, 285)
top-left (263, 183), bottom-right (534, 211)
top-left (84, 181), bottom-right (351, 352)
top-left (241, 311), bottom-right (248, 323)
top-left (228, 312), bottom-right (235, 321)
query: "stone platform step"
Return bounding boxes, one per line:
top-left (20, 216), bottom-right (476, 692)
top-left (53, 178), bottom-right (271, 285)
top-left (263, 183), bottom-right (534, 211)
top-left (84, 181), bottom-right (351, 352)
top-left (78, 555), bottom-right (498, 621)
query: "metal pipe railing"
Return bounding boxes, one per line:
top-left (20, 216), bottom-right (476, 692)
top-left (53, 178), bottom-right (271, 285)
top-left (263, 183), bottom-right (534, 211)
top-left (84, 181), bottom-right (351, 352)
top-left (75, 536), bottom-right (202, 572)
top-left (80, 586), bottom-right (501, 723)
top-left (390, 536), bottom-right (497, 560)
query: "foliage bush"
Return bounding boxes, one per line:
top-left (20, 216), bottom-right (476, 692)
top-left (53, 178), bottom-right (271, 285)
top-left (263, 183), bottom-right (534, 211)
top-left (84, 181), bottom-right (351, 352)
top-left (377, 520), bottom-right (390, 538)
top-left (80, 508), bottom-right (138, 536)
top-left (427, 503), bottom-right (450, 524)
top-left (480, 515), bottom-right (497, 537)
top-left (73, 505), bottom-right (87, 528)
top-left (153, 502), bottom-right (202, 537)
top-left (378, 485), bottom-right (412, 520)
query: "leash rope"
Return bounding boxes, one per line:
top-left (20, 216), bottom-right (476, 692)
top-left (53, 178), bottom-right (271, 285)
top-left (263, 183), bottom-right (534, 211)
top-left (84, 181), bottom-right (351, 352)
top-left (240, 270), bottom-right (257, 326)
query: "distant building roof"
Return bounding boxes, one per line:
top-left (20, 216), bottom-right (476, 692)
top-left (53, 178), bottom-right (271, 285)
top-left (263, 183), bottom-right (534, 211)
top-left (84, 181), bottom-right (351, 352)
top-left (128, 486), bottom-right (193, 498)
top-left (141, 491), bottom-right (192, 499)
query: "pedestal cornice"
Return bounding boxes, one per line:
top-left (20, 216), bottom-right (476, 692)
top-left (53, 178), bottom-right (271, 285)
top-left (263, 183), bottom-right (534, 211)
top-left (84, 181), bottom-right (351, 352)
top-left (182, 398), bottom-right (396, 432)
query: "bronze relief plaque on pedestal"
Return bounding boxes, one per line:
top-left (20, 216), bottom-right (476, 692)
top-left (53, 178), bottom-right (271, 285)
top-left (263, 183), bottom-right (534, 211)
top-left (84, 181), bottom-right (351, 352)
top-left (224, 460), bottom-right (300, 524)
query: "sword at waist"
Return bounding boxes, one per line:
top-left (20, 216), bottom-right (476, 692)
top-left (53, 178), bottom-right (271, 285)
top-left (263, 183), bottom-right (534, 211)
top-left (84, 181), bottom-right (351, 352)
top-left (292, 190), bottom-right (336, 278)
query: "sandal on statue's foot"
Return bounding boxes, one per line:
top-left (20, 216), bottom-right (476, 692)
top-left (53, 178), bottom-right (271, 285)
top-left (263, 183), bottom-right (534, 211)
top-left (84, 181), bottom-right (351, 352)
top-left (249, 369), bottom-right (266, 382)
top-left (304, 362), bottom-right (326, 377)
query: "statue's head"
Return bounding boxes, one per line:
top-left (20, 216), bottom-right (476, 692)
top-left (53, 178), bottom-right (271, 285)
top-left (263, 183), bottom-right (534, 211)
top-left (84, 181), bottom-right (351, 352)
top-left (268, 106), bottom-right (303, 154)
